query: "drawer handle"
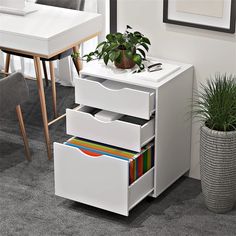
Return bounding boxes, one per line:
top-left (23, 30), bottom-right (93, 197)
top-left (85, 112), bottom-right (141, 127)
top-left (79, 148), bottom-right (102, 157)
top-left (67, 143), bottom-right (102, 158)
top-left (85, 112), bottom-right (118, 124)
top-left (88, 79), bottom-right (148, 94)
top-left (93, 115), bottom-right (116, 124)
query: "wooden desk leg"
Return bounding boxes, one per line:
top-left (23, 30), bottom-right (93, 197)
top-left (34, 56), bottom-right (52, 160)
top-left (72, 45), bottom-right (82, 74)
top-left (16, 105), bottom-right (31, 161)
top-left (42, 61), bottom-right (49, 87)
top-left (4, 53), bottom-right (11, 73)
top-left (49, 61), bottom-right (57, 119)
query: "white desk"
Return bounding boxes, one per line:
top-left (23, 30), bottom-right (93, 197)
top-left (0, 3), bottom-right (102, 159)
top-left (0, 3), bottom-right (102, 57)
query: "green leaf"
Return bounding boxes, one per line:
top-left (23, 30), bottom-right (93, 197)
top-left (72, 52), bottom-right (80, 59)
top-left (109, 51), bottom-right (117, 62)
top-left (137, 48), bottom-right (146, 58)
top-left (125, 50), bottom-right (133, 59)
top-left (140, 43), bottom-right (149, 52)
top-left (101, 43), bottom-right (110, 54)
top-left (115, 50), bottom-right (121, 60)
top-left (127, 25), bottom-right (132, 30)
top-left (96, 41), bottom-right (106, 49)
top-left (98, 53), bottom-right (103, 59)
top-left (139, 64), bottom-right (145, 70)
top-left (115, 51), bottom-right (122, 63)
top-left (106, 33), bottom-right (115, 42)
top-left (132, 54), bottom-right (142, 66)
top-left (115, 33), bottom-right (123, 40)
top-left (124, 42), bottom-right (132, 50)
top-left (134, 31), bottom-right (143, 37)
top-left (129, 36), bottom-right (138, 45)
top-left (142, 37), bottom-right (151, 45)
top-left (110, 42), bottom-right (119, 50)
top-left (83, 55), bottom-right (92, 62)
top-left (103, 54), bottom-right (109, 65)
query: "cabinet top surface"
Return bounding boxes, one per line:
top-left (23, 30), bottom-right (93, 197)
top-left (81, 57), bottom-right (193, 89)
top-left (0, 3), bottom-right (101, 40)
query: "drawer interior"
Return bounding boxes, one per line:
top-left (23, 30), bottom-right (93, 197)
top-left (77, 106), bottom-right (153, 126)
top-left (65, 137), bottom-right (155, 185)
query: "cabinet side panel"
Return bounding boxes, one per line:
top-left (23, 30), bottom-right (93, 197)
top-left (154, 67), bottom-right (193, 197)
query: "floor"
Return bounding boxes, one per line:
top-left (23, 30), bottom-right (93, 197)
top-left (0, 79), bottom-right (236, 236)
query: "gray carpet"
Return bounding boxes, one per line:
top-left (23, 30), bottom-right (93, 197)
top-left (1, 80), bottom-right (236, 236)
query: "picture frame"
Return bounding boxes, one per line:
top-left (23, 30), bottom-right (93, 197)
top-left (110, 0), bottom-right (117, 33)
top-left (163, 0), bottom-right (236, 33)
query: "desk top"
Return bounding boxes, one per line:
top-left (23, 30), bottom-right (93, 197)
top-left (0, 3), bottom-right (102, 57)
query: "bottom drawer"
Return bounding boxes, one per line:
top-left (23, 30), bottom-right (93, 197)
top-left (54, 139), bottom-right (155, 216)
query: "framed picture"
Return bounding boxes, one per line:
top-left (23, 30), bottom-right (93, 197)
top-left (163, 0), bottom-right (236, 33)
top-left (110, 0), bottom-right (117, 33)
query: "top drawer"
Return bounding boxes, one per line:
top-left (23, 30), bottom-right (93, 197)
top-left (75, 77), bottom-right (155, 120)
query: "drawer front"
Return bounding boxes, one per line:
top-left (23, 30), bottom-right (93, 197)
top-left (75, 77), bottom-right (155, 120)
top-left (54, 142), bottom-right (155, 216)
top-left (66, 107), bottom-right (155, 152)
top-left (54, 142), bottom-right (130, 216)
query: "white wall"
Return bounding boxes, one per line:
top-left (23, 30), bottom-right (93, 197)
top-left (117, 0), bottom-right (236, 179)
top-left (97, 0), bottom-right (110, 41)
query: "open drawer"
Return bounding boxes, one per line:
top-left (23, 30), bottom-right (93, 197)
top-left (54, 141), bottom-right (154, 216)
top-left (66, 106), bottom-right (155, 152)
top-left (75, 76), bottom-right (155, 120)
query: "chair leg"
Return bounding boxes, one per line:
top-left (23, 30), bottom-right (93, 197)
top-left (16, 105), bottom-right (31, 161)
top-left (4, 53), bottom-right (11, 73)
top-left (49, 61), bottom-right (57, 118)
top-left (42, 61), bottom-right (49, 87)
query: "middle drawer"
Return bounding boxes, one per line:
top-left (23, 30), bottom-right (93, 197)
top-left (66, 106), bottom-right (155, 152)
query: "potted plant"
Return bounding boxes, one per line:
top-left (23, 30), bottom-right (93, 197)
top-left (80, 25), bottom-right (151, 72)
top-left (193, 74), bottom-right (236, 213)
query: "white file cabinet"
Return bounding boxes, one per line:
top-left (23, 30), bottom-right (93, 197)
top-left (54, 58), bottom-right (194, 216)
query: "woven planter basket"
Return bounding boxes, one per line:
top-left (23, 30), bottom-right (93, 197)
top-left (200, 125), bottom-right (236, 213)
